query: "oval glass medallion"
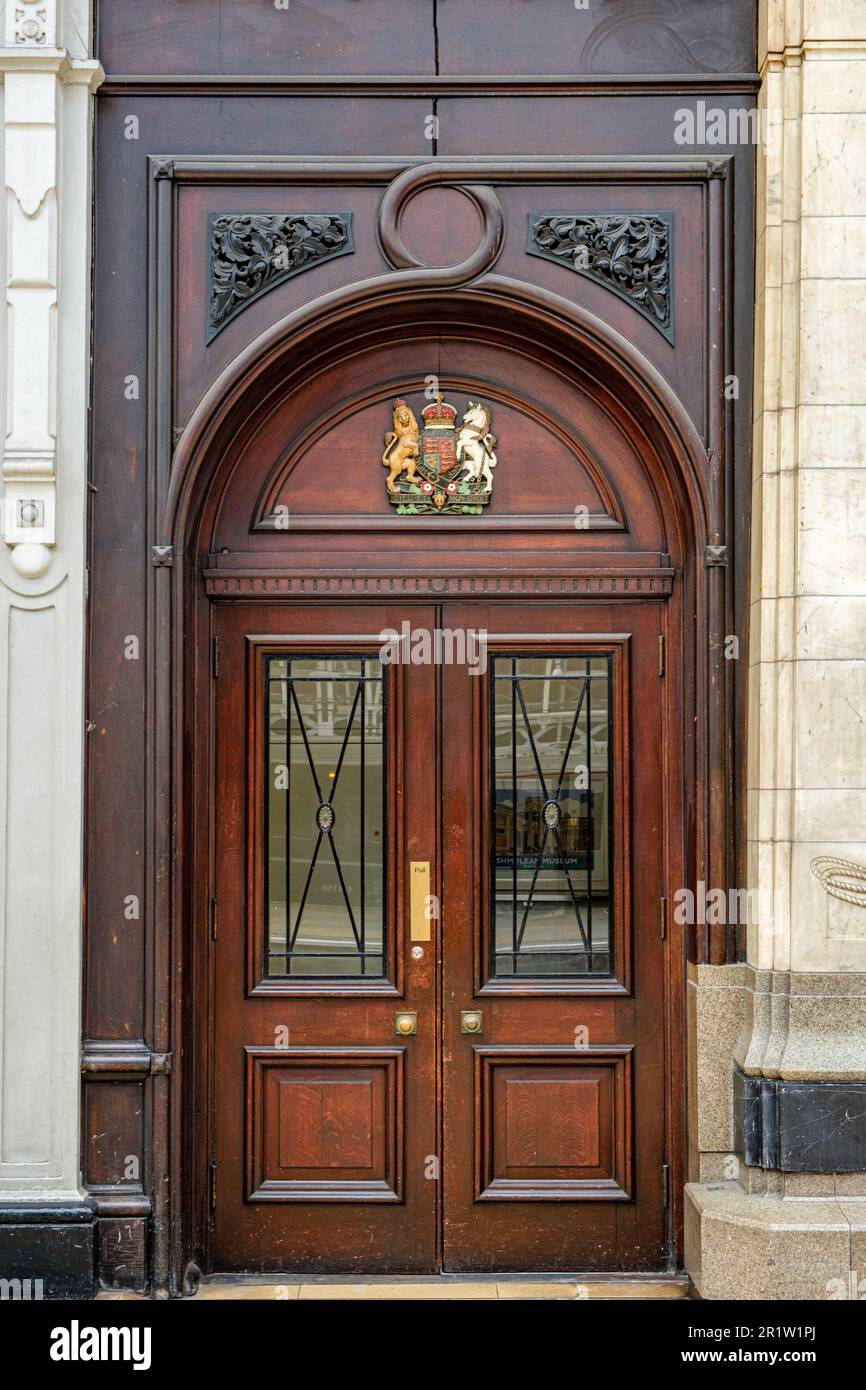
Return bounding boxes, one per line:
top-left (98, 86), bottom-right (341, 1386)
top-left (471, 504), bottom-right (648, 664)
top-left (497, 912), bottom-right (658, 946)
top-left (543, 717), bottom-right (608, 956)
top-left (542, 799), bottom-right (562, 830)
top-left (315, 802), bottom-right (335, 834)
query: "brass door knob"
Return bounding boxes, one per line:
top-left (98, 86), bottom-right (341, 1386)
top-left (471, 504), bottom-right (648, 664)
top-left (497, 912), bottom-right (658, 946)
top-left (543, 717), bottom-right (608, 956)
top-left (461, 1010), bottom-right (483, 1035)
top-left (395, 1012), bottom-right (417, 1036)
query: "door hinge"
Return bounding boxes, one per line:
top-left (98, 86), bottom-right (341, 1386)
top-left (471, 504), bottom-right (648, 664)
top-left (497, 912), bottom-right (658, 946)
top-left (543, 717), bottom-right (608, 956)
top-left (210, 897), bottom-right (219, 942)
top-left (212, 635), bottom-right (220, 678)
top-left (662, 1162), bottom-right (670, 1208)
top-left (210, 1160), bottom-right (217, 1211)
top-left (658, 633), bottom-right (665, 677)
top-left (659, 895), bottom-right (667, 940)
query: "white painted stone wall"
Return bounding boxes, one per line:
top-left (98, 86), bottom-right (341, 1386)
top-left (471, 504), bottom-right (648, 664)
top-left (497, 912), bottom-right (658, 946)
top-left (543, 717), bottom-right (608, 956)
top-left (0, 1), bottom-right (101, 1200)
top-left (749, 0), bottom-right (866, 976)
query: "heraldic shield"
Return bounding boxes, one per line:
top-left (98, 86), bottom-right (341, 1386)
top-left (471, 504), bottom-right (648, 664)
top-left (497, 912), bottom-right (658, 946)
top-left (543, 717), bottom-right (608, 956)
top-left (381, 392), bottom-right (497, 514)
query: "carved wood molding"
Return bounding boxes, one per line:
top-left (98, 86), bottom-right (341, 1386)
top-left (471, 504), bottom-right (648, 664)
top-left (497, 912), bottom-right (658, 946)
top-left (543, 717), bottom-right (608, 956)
top-left (153, 154), bottom-right (730, 187)
top-left (254, 514), bottom-right (623, 534)
top-left (81, 1040), bottom-right (171, 1077)
top-left (208, 212), bottom-right (353, 340)
top-left (148, 155), bottom-right (727, 362)
top-left (528, 212), bottom-right (673, 342)
top-left (202, 569), bottom-right (675, 599)
top-left (88, 1192), bottom-right (153, 1218)
top-left (102, 75), bottom-right (761, 98)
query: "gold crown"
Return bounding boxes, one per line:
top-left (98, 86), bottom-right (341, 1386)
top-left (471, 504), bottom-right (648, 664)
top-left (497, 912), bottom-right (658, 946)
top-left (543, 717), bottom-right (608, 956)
top-left (421, 392), bottom-right (457, 427)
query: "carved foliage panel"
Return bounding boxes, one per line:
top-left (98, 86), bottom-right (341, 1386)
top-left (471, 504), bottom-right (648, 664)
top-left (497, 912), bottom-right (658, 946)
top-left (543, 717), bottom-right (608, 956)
top-left (528, 213), bottom-right (672, 341)
top-left (208, 212), bottom-right (353, 340)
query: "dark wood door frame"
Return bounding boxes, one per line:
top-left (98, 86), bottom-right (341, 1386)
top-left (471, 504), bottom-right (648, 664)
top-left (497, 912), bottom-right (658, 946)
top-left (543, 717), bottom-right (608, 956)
top-left (152, 268), bottom-right (725, 1292)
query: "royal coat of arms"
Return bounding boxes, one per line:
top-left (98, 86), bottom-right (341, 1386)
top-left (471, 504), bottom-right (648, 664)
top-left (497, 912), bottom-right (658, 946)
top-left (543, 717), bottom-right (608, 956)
top-left (381, 392), bottom-right (497, 514)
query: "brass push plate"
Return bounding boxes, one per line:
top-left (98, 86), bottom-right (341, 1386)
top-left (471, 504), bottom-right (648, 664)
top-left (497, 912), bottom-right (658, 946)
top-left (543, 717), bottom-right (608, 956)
top-left (409, 860), bottom-right (432, 941)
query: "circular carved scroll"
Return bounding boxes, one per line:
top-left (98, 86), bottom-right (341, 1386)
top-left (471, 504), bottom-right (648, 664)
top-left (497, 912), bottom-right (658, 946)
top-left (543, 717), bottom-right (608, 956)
top-left (378, 163), bottom-right (504, 283)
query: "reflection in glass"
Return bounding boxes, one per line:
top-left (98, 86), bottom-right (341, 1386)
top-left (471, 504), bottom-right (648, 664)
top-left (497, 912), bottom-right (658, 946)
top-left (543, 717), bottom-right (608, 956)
top-left (491, 654), bottom-right (612, 977)
top-left (266, 655), bottom-right (385, 978)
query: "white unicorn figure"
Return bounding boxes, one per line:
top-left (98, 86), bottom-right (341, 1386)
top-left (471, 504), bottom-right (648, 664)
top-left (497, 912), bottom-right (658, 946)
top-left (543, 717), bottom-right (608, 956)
top-left (456, 401), bottom-right (497, 493)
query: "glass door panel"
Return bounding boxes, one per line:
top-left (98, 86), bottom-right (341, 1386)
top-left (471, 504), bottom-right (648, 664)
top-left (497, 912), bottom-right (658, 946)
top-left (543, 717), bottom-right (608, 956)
top-left (265, 654), bottom-right (385, 979)
top-left (491, 653), bottom-right (613, 978)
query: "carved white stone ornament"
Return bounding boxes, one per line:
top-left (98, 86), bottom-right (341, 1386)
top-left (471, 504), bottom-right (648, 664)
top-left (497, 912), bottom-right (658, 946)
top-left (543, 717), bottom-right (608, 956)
top-left (1, 0), bottom-right (59, 573)
top-left (0, 1), bottom-right (100, 578)
top-left (13, 3), bottom-right (51, 48)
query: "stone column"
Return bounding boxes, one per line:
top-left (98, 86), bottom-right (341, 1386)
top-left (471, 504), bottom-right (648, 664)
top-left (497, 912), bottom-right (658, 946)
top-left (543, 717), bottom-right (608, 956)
top-left (686, 0), bottom-right (866, 1300)
top-left (0, 1), bottom-right (102, 1297)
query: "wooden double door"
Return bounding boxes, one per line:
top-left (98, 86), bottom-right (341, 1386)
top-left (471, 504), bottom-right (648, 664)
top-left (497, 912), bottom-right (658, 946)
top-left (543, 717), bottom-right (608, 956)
top-left (209, 597), bottom-right (671, 1274)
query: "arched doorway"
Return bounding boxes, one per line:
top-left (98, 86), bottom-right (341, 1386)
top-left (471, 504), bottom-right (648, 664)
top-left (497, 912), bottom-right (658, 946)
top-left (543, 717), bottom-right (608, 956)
top-left (167, 283), bottom-right (708, 1276)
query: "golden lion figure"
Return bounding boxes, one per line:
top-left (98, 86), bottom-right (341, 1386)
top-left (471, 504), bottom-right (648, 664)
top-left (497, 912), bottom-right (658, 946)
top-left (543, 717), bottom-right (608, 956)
top-left (382, 399), bottom-right (421, 494)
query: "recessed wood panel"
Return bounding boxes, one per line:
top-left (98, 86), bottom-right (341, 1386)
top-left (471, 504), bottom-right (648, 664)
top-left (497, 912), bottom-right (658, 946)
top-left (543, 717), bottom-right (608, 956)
top-left (475, 1046), bottom-right (633, 1201)
top-left (437, 0), bottom-right (756, 77)
top-left (84, 1080), bottom-right (146, 1191)
top-left (97, 1), bottom-right (436, 78)
top-left (504, 1078), bottom-right (601, 1168)
top-left (245, 1048), bottom-right (404, 1202)
top-left (277, 1081), bottom-right (374, 1170)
